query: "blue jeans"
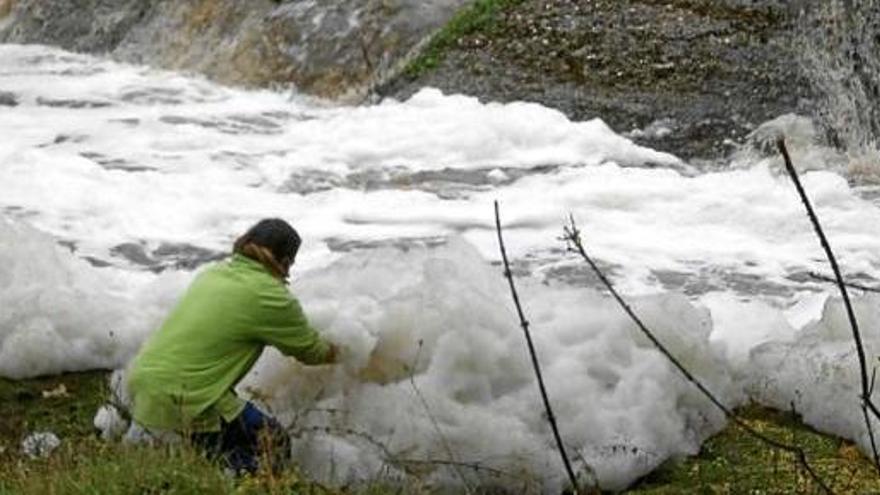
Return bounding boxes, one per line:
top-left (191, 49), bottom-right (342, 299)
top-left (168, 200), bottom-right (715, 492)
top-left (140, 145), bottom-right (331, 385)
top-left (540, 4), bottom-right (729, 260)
top-left (192, 402), bottom-right (290, 474)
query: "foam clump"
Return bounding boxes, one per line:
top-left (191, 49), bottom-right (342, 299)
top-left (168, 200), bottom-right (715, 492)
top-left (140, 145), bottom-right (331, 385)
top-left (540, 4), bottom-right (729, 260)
top-left (0, 218), bottom-right (188, 378)
top-left (94, 405), bottom-right (129, 441)
top-left (230, 238), bottom-right (735, 491)
top-left (21, 431), bottom-right (61, 459)
top-left (746, 293), bottom-right (880, 457)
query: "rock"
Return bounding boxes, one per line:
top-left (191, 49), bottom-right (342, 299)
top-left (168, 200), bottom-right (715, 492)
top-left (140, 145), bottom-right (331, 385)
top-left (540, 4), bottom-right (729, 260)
top-left (0, 91), bottom-right (17, 106)
top-left (0, 0), bottom-right (470, 99)
top-left (21, 432), bottom-right (61, 459)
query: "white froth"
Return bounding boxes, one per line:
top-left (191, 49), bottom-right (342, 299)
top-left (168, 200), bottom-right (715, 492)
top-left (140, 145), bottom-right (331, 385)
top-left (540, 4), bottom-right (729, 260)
top-left (234, 239), bottom-right (734, 491)
top-left (746, 294), bottom-right (880, 456)
top-left (0, 218), bottom-right (192, 378)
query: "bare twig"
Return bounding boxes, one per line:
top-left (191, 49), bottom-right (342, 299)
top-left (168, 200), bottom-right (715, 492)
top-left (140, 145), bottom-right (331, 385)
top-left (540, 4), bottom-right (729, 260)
top-left (494, 201), bottom-right (580, 493)
top-left (862, 404), bottom-right (880, 471)
top-left (393, 458), bottom-right (528, 482)
top-left (289, 422), bottom-right (538, 489)
top-left (287, 424), bottom-right (396, 461)
top-left (407, 340), bottom-right (474, 493)
top-left (809, 272), bottom-right (880, 294)
top-left (777, 137), bottom-right (880, 474)
top-left (562, 216), bottom-right (834, 494)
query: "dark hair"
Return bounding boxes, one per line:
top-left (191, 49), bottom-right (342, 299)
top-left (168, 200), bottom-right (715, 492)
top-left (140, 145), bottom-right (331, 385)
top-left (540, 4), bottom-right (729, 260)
top-left (233, 218), bottom-right (301, 266)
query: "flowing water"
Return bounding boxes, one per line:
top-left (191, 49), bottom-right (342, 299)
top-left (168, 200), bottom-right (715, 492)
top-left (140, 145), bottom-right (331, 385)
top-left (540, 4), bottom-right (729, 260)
top-left (3, 42), bottom-right (880, 491)
top-left (798, 0), bottom-right (880, 178)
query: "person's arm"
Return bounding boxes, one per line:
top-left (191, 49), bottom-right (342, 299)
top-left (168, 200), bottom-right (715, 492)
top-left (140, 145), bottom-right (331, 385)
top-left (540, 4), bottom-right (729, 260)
top-left (253, 283), bottom-right (336, 365)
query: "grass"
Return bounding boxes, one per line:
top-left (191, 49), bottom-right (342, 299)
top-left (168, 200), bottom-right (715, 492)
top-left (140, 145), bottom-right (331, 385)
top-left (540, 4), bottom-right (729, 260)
top-left (402, 0), bottom-right (527, 79)
top-left (2, 372), bottom-right (880, 493)
top-left (0, 372), bottom-right (404, 495)
top-left (628, 404), bottom-right (880, 493)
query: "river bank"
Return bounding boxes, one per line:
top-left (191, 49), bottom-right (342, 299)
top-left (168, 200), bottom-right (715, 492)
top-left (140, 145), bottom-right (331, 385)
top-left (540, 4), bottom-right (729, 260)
top-left (2, 371), bottom-right (878, 493)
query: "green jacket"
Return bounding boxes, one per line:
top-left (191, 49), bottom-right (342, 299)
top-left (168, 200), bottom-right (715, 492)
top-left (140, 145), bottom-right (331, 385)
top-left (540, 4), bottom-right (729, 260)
top-left (127, 254), bottom-right (332, 432)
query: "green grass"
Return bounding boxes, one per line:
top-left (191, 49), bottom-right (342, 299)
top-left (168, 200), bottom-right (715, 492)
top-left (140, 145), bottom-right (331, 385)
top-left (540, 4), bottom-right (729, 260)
top-left (0, 371), bottom-right (108, 445)
top-left (402, 0), bottom-right (527, 79)
top-left (0, 372), bottom-right (390, 495)
top-left (628, 404), bottom-right (880, 493)
top-left (2, 372), bottom-right (880, 493)
top-left (1, 438), bottom-right (236, 494)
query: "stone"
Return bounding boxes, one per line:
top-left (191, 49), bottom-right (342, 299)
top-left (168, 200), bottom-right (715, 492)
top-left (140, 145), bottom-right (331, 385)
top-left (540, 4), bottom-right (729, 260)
top-left (0, 91), bottom-right (17, 106)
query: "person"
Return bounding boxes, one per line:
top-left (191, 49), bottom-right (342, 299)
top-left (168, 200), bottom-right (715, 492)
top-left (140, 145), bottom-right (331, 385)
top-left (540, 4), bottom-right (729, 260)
top-left (127, 218), bottom-right (337, 474)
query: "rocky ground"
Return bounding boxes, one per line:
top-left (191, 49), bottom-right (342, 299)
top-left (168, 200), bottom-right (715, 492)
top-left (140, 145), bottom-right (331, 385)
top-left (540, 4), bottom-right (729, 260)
top-left (384, 0), bottom-right (816, 162)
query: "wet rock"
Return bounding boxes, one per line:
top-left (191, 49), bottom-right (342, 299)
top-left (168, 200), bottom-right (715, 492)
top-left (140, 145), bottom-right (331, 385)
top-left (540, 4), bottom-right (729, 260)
top-left (159, 114), bottom-right (282, 135)
top-left (36, 97), bottom-right (112, 109)
top-left (80, 152), bottom-right (155, 172)
top-left (42, 134), bottom-right (89, 147)
top-left (151, 242), bottom-right (226, 270)
top-left (110, 242), bottom-right (155, 267)
top-left (325, 236), bottom-right (447, 253)
top-left (0, 0), bottom-right (470, 99)
top-left (280, 165), bottom-right (556, 198)
top-left (84, 256), bottom-right (113, 268)
top-left (0, 91), bottom-right (18, 106)
top-left (109, 241), bottom-right (225, 271)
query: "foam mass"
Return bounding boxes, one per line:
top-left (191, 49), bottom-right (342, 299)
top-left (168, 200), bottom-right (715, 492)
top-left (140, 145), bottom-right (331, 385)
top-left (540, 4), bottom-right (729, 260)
top-left (80, 238), bottom-right (738, 491)
top-left (0, 218), bottom-right (188, 378)
top-left (236, 239), bottom-right (734, 491)
top-left (747, 293), bottom-right (880, 460)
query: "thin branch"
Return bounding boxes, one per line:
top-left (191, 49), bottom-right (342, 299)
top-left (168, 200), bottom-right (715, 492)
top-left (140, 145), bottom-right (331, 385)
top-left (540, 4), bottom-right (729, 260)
top-left (562, 216), bottom-right (834, 494)
top-left (494, 201), bottom-right (580, 493)
top-left (863, 404), bottom-right (880, 471)
top-left (286, 424), bottom-right (396, 461)
top-left (407, 340), bottom-right (474, 493)
top-left (393, 458), bottom-right (529, 482)
top-left (809, 272), bottom-right (880, 294)
top-left (868, 367), bottom-right (880, 470)
top-left (289, 423), bottom-right (537, 488)
top-left (777, 137), bottom-right (880, 474)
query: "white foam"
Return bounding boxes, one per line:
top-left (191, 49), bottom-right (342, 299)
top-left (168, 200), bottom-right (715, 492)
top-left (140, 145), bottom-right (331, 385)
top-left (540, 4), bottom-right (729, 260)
top-left (236, 239), bottom-right (734, 491)
top-left (21, 431), bottom-right (60, 459)
top-left (746, 294), bottom-right (880, 457)
top-left (0, 217), bottom-right (189, 378)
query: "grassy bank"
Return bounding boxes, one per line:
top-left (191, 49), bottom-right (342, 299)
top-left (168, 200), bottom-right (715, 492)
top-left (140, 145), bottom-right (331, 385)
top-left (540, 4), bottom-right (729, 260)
top-left (403, 0), bottom-right (527, 79)
top-left (1, 372), bottom-right (879, 493)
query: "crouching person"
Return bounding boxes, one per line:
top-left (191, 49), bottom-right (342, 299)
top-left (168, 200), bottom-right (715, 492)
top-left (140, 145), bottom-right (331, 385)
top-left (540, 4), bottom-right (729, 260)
top-left (127, 218), bottom-right (337, 474)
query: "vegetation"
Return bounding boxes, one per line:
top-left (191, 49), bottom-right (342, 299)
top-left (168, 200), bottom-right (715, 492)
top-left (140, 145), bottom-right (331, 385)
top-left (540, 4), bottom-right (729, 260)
top-left (402, 0), bottom-right (527, 79)
top-left (0, 372), bottom-right (350, 494)
top-left (630, 404), bottom-right (880, 493)
top-left (1, 372), bottom-right (880, 493)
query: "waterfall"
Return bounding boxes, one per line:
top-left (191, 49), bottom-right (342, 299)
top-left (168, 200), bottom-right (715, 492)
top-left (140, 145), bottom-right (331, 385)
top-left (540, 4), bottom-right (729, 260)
top-left (799, 0), bottom-right (880, 172)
